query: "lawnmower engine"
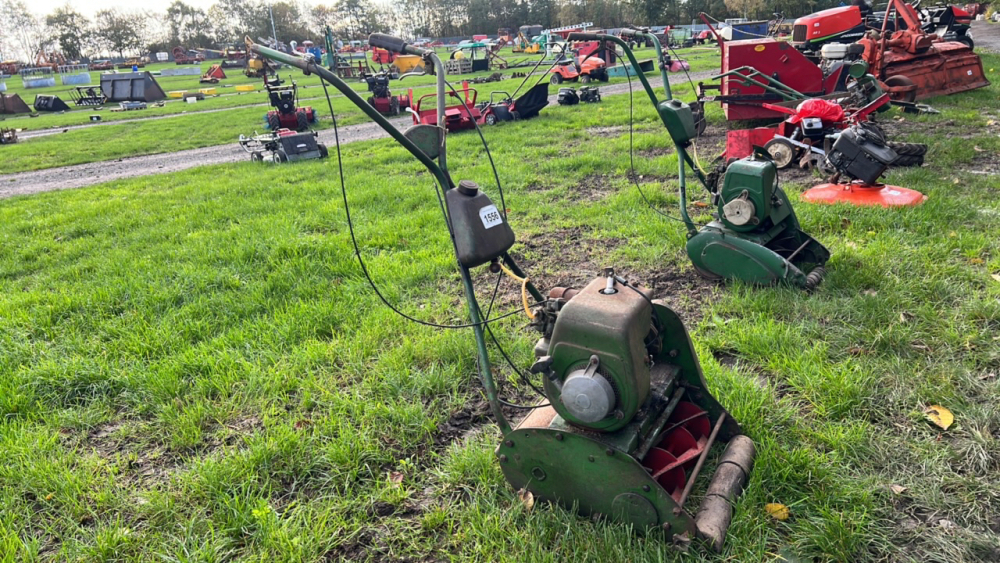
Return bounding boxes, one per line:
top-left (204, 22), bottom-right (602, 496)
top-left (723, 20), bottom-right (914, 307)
top-left (264, 78), bottom-right (316, 132)
top-left (502, 271), bottom-right (755, 549)
top-left (365, 73), bottom-right (410, 116)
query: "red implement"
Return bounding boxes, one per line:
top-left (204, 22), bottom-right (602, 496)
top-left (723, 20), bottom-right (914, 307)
top-left (803, 182), bottom-right (927, 207)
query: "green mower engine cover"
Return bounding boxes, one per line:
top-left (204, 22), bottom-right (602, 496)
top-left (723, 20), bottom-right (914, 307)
top-left (687, 157), bottom-right (830, 288)
top-left (538, 278), bottom-right (651, 432)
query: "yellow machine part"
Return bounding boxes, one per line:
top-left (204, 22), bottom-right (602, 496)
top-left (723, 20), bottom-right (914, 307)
top-left (392, 55), bottom-right (423, 73)
top-left (199, 88), bottom-right (217, 95)
top-left (235, 84), bottom-right (255, 92)
top-left (167, 91), bottom-right (186, 98)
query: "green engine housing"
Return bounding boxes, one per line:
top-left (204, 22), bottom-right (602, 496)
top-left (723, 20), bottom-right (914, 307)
top-left (716, 158), bottom-right (784, 233)
top-left (538, 277), bottom-right (651, 432)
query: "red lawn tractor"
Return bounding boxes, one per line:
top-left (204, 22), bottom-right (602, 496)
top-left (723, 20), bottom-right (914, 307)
top-left (365, 72), bottom-right (410, 116)
top-left (263, 77), bottom-right (317, 132)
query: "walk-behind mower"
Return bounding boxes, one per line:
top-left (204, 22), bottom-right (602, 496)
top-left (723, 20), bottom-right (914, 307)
top-left (238, 129), bottom-right (328, 163)
top-left (364, 71), bottom-right (410, 116)
top-left (248, 34), bottom-right (756, 551)
top-left (263, 76), bottom-right (316, 131)
top-left (477, 83), bottom-right (549, 125)
top-left (572, 29), bottom-right (829, 290)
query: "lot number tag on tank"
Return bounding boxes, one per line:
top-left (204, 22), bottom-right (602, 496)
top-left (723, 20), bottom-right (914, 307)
top-left (480, 205), bottom-right (503, 229)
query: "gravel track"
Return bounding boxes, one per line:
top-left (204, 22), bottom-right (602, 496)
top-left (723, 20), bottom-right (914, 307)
top-left (0, 69), bottom-right (717, 199)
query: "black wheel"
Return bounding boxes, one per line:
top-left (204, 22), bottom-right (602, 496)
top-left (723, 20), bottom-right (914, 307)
top-left (884, 75), bottom-right (917, 103)
top-left (296, 111), bottom-right (309, 131)
top-left (267, 113), bottom-right (281, 131)
top-left (890, 154), bottom-right (924, 167)
top-left (485, 113), bottom-right (497, 125)
top-left (956, 35), bottom-right (974, 49)
top-left (250, 151), bottom-right (263, 163)
top-left (550, 73), bottom-right (563, 85)
top-left (599, 70), bottom-right (609, 82)
top-left (764, 138), bottom-right (798, 169)
top-left (580, 74), bottom-right (591, 84)
top-left (390, 96), bottom-right (400, 116)
top-left (272, 150), bottom-right (287, 163)
top-left (691, 102), bottom-right (708, 137)
top-left (317, 143), bottom-right (329, 158)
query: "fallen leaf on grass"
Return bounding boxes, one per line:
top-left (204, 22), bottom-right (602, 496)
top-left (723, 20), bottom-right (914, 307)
top-left (389, 471), bottom-right (404, 486)
top-left (44, 493), bottom-right (54, 500)
top-left (969, 257), bottom-right (984, 265)
top-left (974, 146), bottom-right (985, 152)
top-left (988, 120), bottom-right (997, 127)
top-left (924, 405), bottom-right (954, 430)
top-left (765, 503), bottom-right (790, 521)
top-left (889, 485), bottom-right (907, 495)
top-left (991, 274), bottom-right (1000, 283)
top-left (517, 489), bottom-right (534, 511)
top-left (693, 201), bottom-right (710, 208)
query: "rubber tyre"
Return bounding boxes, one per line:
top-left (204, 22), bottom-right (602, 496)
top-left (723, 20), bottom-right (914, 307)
top-left (296, 111), bottom-right (309, 131)
top-left (888, 142), bottom-right (928, 156)
top-left (250, 151), bottom-right (263, 163)
top-left (957, 35), bottom-right (974, 49)
top-left (273, 150), bottom-right (287, 163)
top-left (890, 154), bottom-right (924, 167)
top-left (390, 96), bottom-right (400, 116)
top-left (267, 113), bottom-right (281, 131)
top-left (485, 113), bottom-right (497, 125)
top-left (550, 73), bottom-right (563, 85)
top-left (884, 75), bottom-right (917, 103)
top-left (317, 144), bottom-right (329, 158)
top-left (580, 74), bottom-right (591, 84)
top-left (764, 138), bottom-right (797, 169)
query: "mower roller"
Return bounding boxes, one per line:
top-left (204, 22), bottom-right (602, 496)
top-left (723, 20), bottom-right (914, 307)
top-left (247, 33), bottom-right (756, 551)
top-left (570, 29), bottom-right (829, 290)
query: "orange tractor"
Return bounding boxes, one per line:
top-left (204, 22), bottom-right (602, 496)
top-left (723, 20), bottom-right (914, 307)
top-left (549, 48), bottom-right (609, 85)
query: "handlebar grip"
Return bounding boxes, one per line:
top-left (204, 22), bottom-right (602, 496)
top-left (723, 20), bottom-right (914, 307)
top-left (368, 33), bottom-right (408, 54)
top-left (619, 28), bottom-right (642, 37)
top-left (567, 32), bottom-right (601, 41)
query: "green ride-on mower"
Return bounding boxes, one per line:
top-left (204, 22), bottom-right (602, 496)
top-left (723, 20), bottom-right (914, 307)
top-left (247, 34), bottom-right (756, 551)
top-left (566, 29), bottom-right (830, 290)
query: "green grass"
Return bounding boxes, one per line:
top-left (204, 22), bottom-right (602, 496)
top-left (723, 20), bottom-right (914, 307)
top-left (1, 53), bottom-right (998, 562)
top-left (0, 45), bottom-right (721, 174)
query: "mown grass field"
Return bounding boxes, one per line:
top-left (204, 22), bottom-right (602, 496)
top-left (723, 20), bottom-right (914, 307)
top-left (1, 47), bottom-right (999, 562)
top-left (0, 46), bottom-right (722, 174)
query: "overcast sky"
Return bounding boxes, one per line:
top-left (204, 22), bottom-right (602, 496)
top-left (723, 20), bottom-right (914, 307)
top-left (34, 0), bottom-right (233, 17)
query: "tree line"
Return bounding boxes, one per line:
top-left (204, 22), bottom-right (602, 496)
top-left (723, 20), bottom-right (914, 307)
top-left (0, 0), bottom-right (846, 61)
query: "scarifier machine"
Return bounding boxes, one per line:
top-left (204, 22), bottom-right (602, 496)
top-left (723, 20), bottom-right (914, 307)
top-left (572, 29), bottom-right (830, 290)
top-left (248, 33), bottom-right (757, 551)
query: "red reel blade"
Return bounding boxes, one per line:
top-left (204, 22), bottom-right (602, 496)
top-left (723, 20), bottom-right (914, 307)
top-left (643, 448), bottom-right (687, 503)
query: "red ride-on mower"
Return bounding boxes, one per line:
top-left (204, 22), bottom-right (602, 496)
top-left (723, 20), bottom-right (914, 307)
top-left (408, 82), bottom-right (481, 132)
top-left (549, 48), bottom-right (609, 85)
top-left (239, 129), bottom-right (328, 164)
top-left (477, 83), bottom-right (549, 125)
top-left (263, 76), bottom-right (316, 132)
top-left (365, 72), bottom-right (410, 116)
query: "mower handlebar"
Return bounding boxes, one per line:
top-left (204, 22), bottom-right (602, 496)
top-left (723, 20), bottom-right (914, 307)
top-left (618, 28), bottom-right (644, 37)
top-left (368, 33), bottom-right (430, 57)
top-left (566, 32), bottom-right (601, 41)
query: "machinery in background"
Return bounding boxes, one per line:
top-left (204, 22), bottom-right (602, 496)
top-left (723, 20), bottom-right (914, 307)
top-left (557, 86), bottom-right (602, 105)
top-left (247, 34), bottom-right (757, 551)
top-left (802, 122), bottom-right (927, 207)
top-left (477, 83), bottom-right (549, 125)
top-left (33, 94), bottom-right (70, 112)
top-left (0, 127), bottom-right (16, 145)
top-left (172, 46), bottom-right (205, 65)
top-left (200, 65), bottom-right (227, 84)
top-left (549, 46), bottom-right (609, 85)
top-left (408, 81), bottom-right (481, 132)
top-left (263, 76), bottom-right (316, 131)
top-left (575, 28), bottom-right (829, 290)
top-left (239, 129), bottom-right (328, 163)
top-left (70, 86), bottom-right (106, 106)
top-left (365, 71), bottom-right (410, 116)
top-left (790, 1), bottom-right (987, 101)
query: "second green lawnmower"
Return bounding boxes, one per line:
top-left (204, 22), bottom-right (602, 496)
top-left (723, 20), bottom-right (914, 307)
top-left (568, 29), bottom-right (829, 290)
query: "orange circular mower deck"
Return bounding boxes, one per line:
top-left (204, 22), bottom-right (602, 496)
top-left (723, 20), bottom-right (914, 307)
top-left (803, 182), bottom-right (927, 207)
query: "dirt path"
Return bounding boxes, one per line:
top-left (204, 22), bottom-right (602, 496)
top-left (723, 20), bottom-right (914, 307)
top-left (0, 69), bottom-right (716, 199)
top-left (971, 20), bottom-right (1000, 53)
